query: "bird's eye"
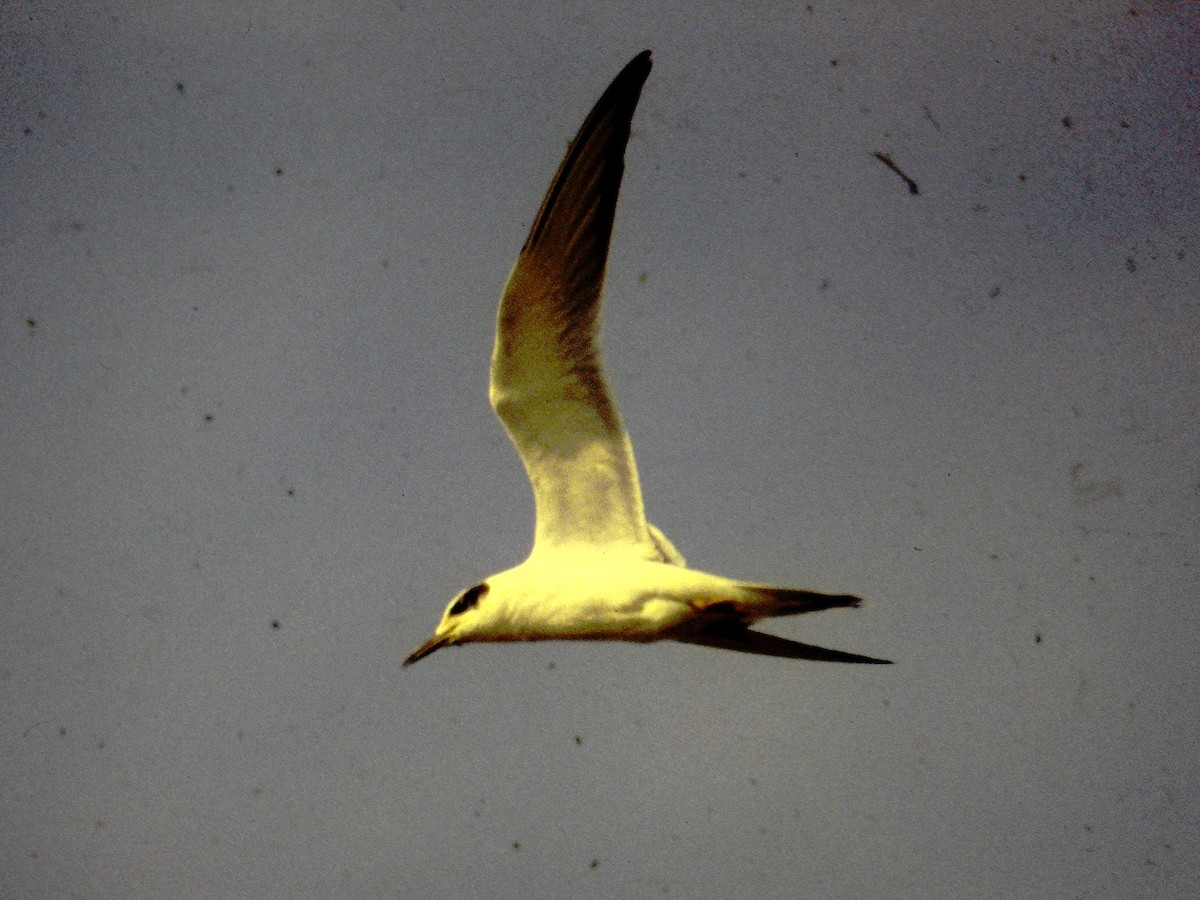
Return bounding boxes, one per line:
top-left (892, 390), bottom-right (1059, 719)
top-left (449, 583), bottom-right (489, 617)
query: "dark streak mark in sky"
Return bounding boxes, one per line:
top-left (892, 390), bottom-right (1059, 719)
top-left (873, 152), bottom-right (920, 195)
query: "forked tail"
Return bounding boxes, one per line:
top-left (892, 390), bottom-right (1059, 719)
top-left (674, 584), bottom-right (891, 664)
top-left (738, 585), bottom-right (864, 618)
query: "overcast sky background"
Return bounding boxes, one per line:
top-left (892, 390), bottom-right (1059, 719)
top-left (3, 3), bottom-right (1198, 897)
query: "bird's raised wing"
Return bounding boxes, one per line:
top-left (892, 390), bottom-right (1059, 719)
top-left (490, 51), bottom-right (673, 559)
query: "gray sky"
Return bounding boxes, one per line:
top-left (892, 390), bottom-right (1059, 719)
top-left (3, 3), bottom-right (1198, 897)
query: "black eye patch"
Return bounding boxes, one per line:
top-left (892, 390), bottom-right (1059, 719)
top-left (449, 582), bottom-right (489, 617)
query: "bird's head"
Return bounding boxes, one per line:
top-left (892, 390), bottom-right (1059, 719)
top-left (403, 581), bottom-right (492, 667)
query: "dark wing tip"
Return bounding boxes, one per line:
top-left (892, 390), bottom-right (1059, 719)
top-left (623, 49), bottom-right (653, 85)
top-left (522, 51), bottom-right (653, 255)
top-left (677, 625), bottom-right (892, 664)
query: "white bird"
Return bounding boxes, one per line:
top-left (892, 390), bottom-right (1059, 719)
top-left (405, 50), bottom-right (890, 667)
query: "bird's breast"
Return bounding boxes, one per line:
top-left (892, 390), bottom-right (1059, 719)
top-left (489, 556), bottom-right (696, 642)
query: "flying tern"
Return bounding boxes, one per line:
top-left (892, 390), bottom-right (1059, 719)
top-left (405, 50), bottom-right (890, 667)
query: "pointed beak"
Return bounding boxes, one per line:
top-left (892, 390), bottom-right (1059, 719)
top-left (403, 633), bottom-right (450, 668)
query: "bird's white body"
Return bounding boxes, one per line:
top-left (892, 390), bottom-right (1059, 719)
top-left (403, 51), bottom-right (889, 668)
top-left (438, 553), bottom-right (738, 643)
